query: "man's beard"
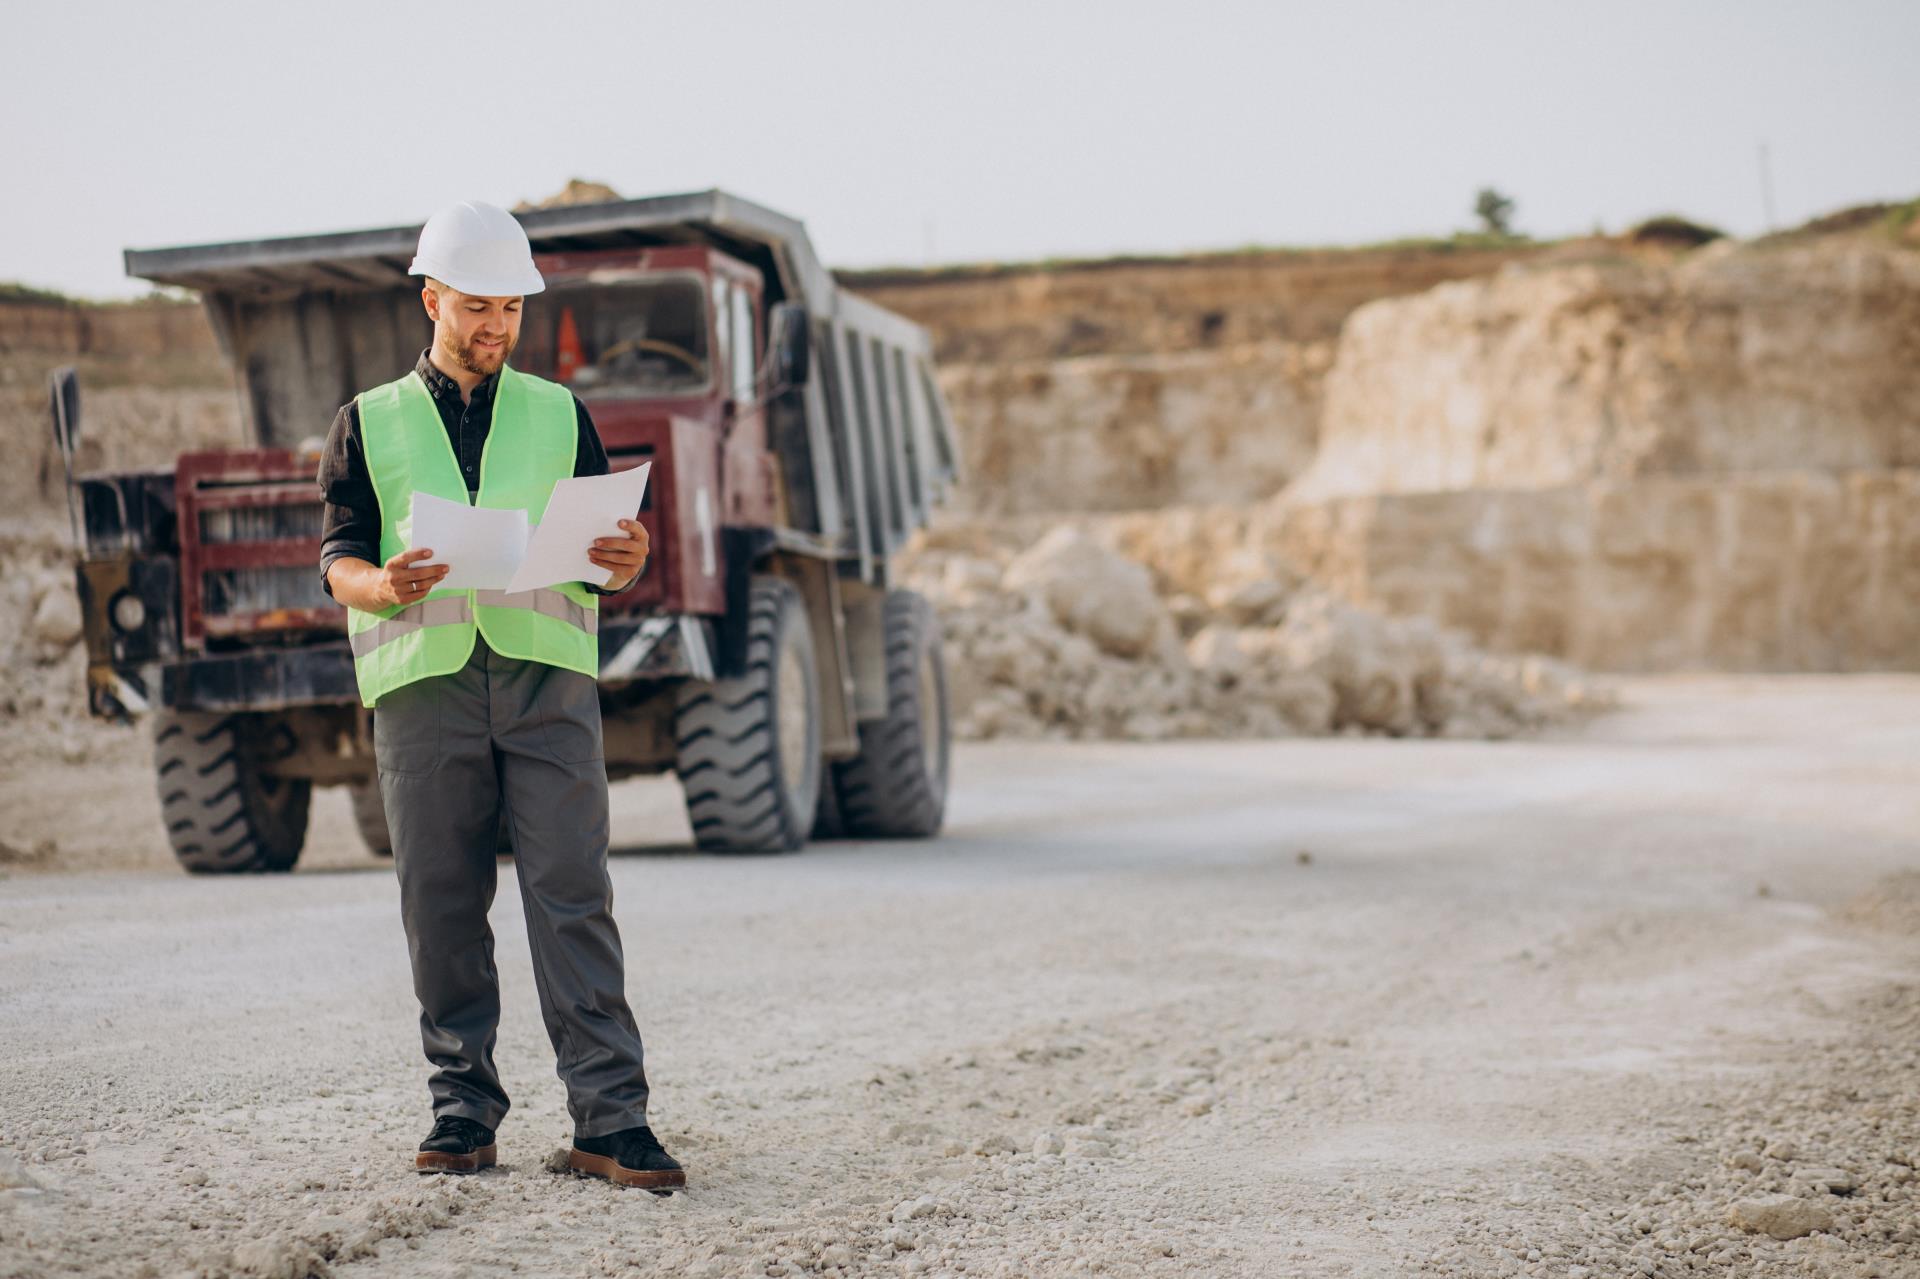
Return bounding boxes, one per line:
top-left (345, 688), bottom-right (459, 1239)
top-left (443, 330), bottom-right (514, 375)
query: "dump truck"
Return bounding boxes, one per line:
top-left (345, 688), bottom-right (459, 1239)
top-left (50, 190), bottom-right (960, 872)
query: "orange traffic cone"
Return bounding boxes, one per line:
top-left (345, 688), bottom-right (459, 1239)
top-left (556, 306), bottom-right (583, 383)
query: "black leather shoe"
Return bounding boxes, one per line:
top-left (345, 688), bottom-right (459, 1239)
top-left (416, 1115), bottom-right (496, 1174)
top-left (569, 1125), bottom-right (686, 1192)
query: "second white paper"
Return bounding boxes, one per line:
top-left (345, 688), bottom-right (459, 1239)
top-left (506, 462), bottom-right (653, 594)
top-left (408, 492), bottom-right (528, 590)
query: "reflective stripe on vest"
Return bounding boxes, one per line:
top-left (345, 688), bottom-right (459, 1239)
top-left (348, 594), bottom-right (472, 658)
top-left (346, 587), bottom-right (597, 659)
top-left (346, 365), bottom-right (600, 708)
top-left (476, 587), bottom-right (599, 632)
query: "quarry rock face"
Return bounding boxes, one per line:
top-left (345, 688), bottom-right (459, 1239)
top-left (3, 298), bottom-right (240, 525)
top-left (846, 245), bottom-right (1537, 364)
top-left (1260, 236), bottom-right (1920, 673)
top-left (855, 242), bottom-right (1540, 517)
top-left (1291, 241), bottom-right (1920, 502)
top-left (937, 340), bottom-right (1328, 515)
top-left (1272, 470), bottom-right (1920, 672)
top-left (886, 231), bottom-right (1920, 676)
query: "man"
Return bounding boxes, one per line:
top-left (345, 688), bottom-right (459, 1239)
top-left (315, 199), bottom-right (684, 1192)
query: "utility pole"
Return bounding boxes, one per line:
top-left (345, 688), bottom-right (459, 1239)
top-left (1757, 142), bottom-right (1778, 233)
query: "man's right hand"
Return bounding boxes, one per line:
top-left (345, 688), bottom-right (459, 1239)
top-left (326, 548), bottom-right (448, 613)
top-left (376, 548), bottom-right (449, 608)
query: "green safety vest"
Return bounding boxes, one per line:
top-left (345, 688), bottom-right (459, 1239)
top-left (347, 365), bottom-right (599, 708)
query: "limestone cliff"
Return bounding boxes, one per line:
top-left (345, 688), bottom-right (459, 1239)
top-left (1289, 240), bottom-right (1920, 501)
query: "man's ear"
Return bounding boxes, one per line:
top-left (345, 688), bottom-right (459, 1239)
top-left (421, 282), bottom-right (441, 322)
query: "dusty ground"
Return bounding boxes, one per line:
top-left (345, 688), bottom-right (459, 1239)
top-left (1, 676), bottom-right (1918, 1278)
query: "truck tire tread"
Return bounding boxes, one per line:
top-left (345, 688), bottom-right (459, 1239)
top-left (827, 590), bottom-right (950, 839)
top-left (152, 711), bottom-right (310, 874)
top-left (673, 577), bottom-right (820, 853)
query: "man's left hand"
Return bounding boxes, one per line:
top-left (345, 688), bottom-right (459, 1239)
top-left (588, 518), bottom-right (650, 592)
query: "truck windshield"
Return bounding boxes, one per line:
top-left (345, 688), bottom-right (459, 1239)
top-left (517, 276), bottom-right (711, 398)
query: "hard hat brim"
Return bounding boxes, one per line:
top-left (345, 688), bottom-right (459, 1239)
top-left (408, 254), bottom-right (546, 298)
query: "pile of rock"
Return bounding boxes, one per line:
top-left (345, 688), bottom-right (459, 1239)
top-left (1, 536), bottom-right (150, 873)
top-left (0, 532), bottom-right (93, 731)
top-left (899, 521), bottom-right (1613, 742)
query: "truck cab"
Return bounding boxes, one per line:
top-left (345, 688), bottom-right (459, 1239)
top-left (512, 245), bottom-right (777, 619)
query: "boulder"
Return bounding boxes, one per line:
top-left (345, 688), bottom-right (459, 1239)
top-left (1003, 527), bottom-right (1169, 659)
top-left (31, 583), bottom-right (84, 652)
top-left (1186, 625), bottom-right (1249, 683)
top-left (1726, 1193), bottom-right (1833, 1240)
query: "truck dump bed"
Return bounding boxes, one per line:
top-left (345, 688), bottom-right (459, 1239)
top-left (125, 189), bottom-right (959, 576)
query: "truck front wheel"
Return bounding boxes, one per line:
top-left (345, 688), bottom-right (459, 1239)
top-left (153, 712), bottom-right (310, 874)
top-left (673, 576), bottom-right (822, 852)
top-left (828, 590), bottom-right (950, 839)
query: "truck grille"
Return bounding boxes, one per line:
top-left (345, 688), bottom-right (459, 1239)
top-left (199, 504), bottom-right (324, 544)
top-left (177, 450), bottom-right (342, 647)
top-left (201, 565), bottom-right (333, 617)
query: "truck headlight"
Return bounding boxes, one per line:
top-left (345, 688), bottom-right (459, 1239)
top-left (110, 591), bottom-right (147, 633)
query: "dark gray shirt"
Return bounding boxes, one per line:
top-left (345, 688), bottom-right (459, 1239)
top-left (315, 349), bottom-right (625, 597)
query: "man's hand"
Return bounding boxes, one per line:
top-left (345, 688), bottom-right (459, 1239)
top-left (376, 548), bottom-right (449, 608)
top-left (326, 548), bottom-right (448, 613)
top-left (588, 519), bottom-right (650, 592)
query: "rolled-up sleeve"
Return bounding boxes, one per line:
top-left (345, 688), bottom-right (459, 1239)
top-left (316, 402), bottom-right (379, 599)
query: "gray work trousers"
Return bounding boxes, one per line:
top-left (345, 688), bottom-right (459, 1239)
top-left (374, 633), bottom-right (649, 1139)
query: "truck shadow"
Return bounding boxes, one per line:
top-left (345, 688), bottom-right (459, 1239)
top-left (289, 833), bottom-right (918, 867)
top-left (606, 839), bottom-right (917, 860)
top-left (607, 841), bottom-right (706, 858)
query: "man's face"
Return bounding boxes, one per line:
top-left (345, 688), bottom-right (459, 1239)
top-left (425, 283), bottom-right (523, 376)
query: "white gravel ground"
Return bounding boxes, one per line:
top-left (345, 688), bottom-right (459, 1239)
top-left (1, 675), bottom-right (1917, 1278)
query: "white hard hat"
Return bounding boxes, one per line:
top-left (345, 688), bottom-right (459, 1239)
top-left (407, 200), bottom-right (545, 297)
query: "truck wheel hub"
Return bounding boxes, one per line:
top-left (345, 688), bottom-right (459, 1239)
top-left (777, 640), bottom-right (809, 795)
top-left (917, 646), bottom-right (941, 777)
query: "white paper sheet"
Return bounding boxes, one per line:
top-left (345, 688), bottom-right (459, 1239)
top-left (407, 492), bottom-right (529, 590)
top-left (505, 462), bottom-right (652, 594)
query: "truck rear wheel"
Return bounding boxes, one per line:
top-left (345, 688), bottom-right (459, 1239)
top-left (674, 576), bottom-right (821, 853)
top-left (829, 590), bottom-right (950, 838)
top-left (154, 712), bottom-right (310, 874)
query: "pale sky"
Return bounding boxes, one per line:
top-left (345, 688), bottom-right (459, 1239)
top-left (5, 0), bottom-right (1915, 299)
